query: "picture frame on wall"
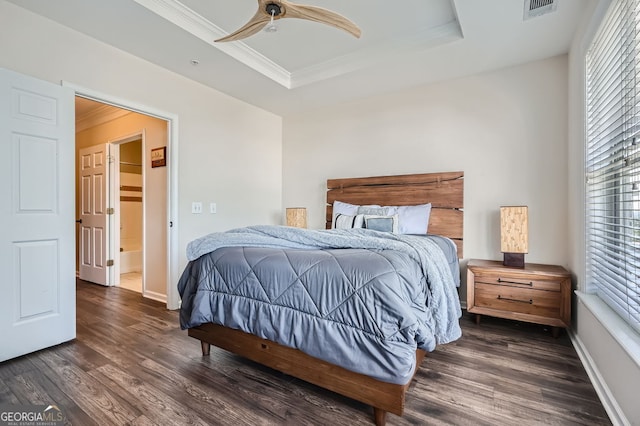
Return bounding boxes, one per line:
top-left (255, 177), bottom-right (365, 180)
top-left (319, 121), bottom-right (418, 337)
top-left (151, 147), bottom-right (166, 168)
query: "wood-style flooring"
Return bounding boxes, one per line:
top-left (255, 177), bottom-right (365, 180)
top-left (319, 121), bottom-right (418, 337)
top-left (0, 280), bottom-right (611, 425)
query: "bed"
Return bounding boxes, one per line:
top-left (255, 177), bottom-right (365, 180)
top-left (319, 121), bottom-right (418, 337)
top-left (178, 171), bottom-right (464, 425)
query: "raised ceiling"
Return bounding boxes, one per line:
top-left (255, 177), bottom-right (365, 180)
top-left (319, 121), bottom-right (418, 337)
top-left (138, 0), bottom-right (462, 88)
top-left (7, 0), bottom-right (595, 115)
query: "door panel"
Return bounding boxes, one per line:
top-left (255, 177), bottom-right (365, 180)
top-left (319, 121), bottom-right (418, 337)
top-left (11, 87), bottom-right (58, 125)
top-left (78, 144), bottom-right (111, 286)
top-left (15, 240), bottom-right (58, 319)
top-left (15, 134), bottom-right (58, 211)
top-left (0, 68), bottom-right (75, 362)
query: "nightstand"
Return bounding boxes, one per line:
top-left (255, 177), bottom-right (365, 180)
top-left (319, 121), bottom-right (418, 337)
top-left (466, 259), bottom-right (571, 336)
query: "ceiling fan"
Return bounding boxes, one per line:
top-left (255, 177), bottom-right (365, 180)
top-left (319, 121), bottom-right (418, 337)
top-left (215, 0), bottom-right (362, 43)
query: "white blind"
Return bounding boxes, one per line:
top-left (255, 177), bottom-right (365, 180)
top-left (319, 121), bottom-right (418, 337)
top-left (586, 0), bottom-right (640, 333)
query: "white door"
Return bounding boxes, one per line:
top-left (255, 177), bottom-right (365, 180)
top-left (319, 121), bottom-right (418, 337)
top-left (78, 143), bottom-right (112, 286)
top-left (0, 68), bottom-right (75, 362)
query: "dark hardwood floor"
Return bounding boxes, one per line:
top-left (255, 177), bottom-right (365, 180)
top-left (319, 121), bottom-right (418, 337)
top-left (0, 280), bottom-right (611, 425)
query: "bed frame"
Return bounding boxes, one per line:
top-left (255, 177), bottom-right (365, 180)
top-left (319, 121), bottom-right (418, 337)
top-left (188, 171), bottom-right (464, 425)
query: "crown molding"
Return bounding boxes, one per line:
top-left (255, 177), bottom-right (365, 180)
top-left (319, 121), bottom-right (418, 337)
top-left (76, 104), bottom-right (131, 132)
top-left (132, 0), bottom-right (292, 88)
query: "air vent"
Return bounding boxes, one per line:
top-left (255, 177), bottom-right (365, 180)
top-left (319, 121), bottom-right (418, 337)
top-left (524, 0), bottom-right (558, 20)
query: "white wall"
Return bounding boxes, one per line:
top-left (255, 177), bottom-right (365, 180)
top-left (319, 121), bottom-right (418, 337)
top-left (568, 1), bottom-right (639, 424)
top-left (0, 1), bottom-right (283, 291)
top-left (283, 55), bottom-right (570, 300)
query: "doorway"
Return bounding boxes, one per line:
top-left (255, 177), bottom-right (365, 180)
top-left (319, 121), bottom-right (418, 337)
top-left (68, 82), bottom-right (180, 310)
top-left (115, 136), bottom-right (144, 294)
top-left (74, 96), bottom-right (169, 303)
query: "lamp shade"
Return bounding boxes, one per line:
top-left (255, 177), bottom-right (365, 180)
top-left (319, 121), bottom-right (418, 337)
top-left (500, 206), bottom-right (529, 253)
top-left (286, 207), bottom-right (307, 228)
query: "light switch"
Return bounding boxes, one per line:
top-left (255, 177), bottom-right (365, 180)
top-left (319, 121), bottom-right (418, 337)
top-left (192, 202), bottom-right (203, 214)
top-left (210, 203), bottom-right (217, 214)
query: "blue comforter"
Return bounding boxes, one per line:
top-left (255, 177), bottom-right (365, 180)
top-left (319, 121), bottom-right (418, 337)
top-left (178, 225), bottom-right (462, 385)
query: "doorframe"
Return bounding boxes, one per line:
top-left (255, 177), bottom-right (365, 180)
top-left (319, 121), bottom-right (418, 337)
top-left (110, 131), bottom-right (146, 294)
top-left (64, 82), bottom-right (180, 310)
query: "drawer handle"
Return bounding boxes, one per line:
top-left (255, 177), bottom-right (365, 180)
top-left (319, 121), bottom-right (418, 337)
top-left (498, 295), bottom-right (533, 304)
top-left (497, 278), bottom-right (533, 287)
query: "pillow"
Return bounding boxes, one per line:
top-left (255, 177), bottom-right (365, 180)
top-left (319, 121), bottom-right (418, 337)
top-left (357, 205), bottom-right (389, 216)
top-left (390, 203), bottom-right (432, 234)
top-left (332, 201), bottom-right (359, 228)
top-left (333, 201), bottom-right (431, 233)
top-left (334, 213), bottom-right (365, 229)
top-left (363, 214), bottom-right (399, 233)
top-left (332, 201), bottom-right (381, 228)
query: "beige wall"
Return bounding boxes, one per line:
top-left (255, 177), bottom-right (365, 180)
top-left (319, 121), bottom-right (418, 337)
top-left (0, 0), bottom-right (283, 303)
top-left (76, 112), bottom-right (167, 296)
top-left (283, 55), bottom-right (570, 302)
top-left (120, 173), bottom-right (143, 253)
top-left (120, 139), bottom-right (142, 175)
top-left (119, 139), bottom-right (143, 255)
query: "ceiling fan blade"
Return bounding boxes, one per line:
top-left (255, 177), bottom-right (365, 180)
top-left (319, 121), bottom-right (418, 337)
top-left (215, 9), bottom-right (271, 42)
top-left (284, 2), bottom-right (361, 38)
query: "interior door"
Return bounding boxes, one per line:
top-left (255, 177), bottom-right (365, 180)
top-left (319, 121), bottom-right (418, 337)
top-left (78, 143), bottom-right (111, 286)
top-left (0, 68), bottom-right (75, 362)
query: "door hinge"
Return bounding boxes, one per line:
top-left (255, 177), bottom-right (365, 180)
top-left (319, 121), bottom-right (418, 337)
top-left (108, 155), bottom-right (115, 164)
top-left (107, 259), bottom-right (114, 267)
top-left (107, 207), bottom-right (114, 215)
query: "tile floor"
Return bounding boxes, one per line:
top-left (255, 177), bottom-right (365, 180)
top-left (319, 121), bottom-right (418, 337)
top-left (119, 271), bottom-right (142, 293)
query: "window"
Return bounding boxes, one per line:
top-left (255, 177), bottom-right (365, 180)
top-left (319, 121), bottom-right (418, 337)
top-left (586, 0), bottom-right (640, 333)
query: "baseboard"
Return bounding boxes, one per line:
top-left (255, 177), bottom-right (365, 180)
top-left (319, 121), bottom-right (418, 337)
top-left (568, 330), bottom-right (630, 426)
top-left (143, 290), bottom-right (167, 304)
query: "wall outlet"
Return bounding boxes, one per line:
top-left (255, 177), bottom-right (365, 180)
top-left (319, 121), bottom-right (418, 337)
top-left (210, 202), bottom-right (217, 214)
top-left (192, 202), bottom-right (203, 214)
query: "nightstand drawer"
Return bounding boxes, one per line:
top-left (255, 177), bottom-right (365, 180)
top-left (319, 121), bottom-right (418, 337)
top-left (474, 283), bottom-right (561, 318)
top-left (472, 271), bottom-right (561, 292)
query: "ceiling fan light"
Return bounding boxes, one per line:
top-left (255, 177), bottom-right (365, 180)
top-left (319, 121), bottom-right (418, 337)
top-left (264, 8), bottom-right (278, 33)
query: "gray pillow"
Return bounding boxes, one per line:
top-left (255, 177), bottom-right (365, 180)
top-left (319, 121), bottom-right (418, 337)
top-left (363, 214), bottom-right (399, 233)
top-left (357, 206), bottom-right (389, 216)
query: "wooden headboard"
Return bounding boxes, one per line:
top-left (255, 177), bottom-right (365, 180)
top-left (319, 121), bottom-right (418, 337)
top-left (326, 171), bottom-right (464, 257)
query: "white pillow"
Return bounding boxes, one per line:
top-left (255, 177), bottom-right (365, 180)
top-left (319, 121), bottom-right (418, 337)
top-left (383, 203), bottom-right (432, 234)
top-left (334, 213), bottom-right (365, 229)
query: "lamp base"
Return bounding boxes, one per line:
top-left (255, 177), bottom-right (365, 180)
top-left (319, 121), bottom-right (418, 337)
top-left (503, 253), bottom-right (525, 268)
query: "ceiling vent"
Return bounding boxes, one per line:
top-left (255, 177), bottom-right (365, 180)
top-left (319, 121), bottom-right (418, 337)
top-left (524, 0), bottom-right (558, 20)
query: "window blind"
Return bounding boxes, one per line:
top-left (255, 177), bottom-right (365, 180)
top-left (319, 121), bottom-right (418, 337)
top-left (586, 0), bottom-right (640, 333)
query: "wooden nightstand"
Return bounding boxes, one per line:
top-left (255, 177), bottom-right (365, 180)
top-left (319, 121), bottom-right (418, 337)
top-left (466, 259), bottom-right (571, 336)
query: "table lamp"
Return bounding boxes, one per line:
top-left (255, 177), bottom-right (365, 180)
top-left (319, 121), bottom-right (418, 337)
top-left (286, 207), bottom-right (307, 228)
top-left (500, 206), bottom-right (528, 268)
